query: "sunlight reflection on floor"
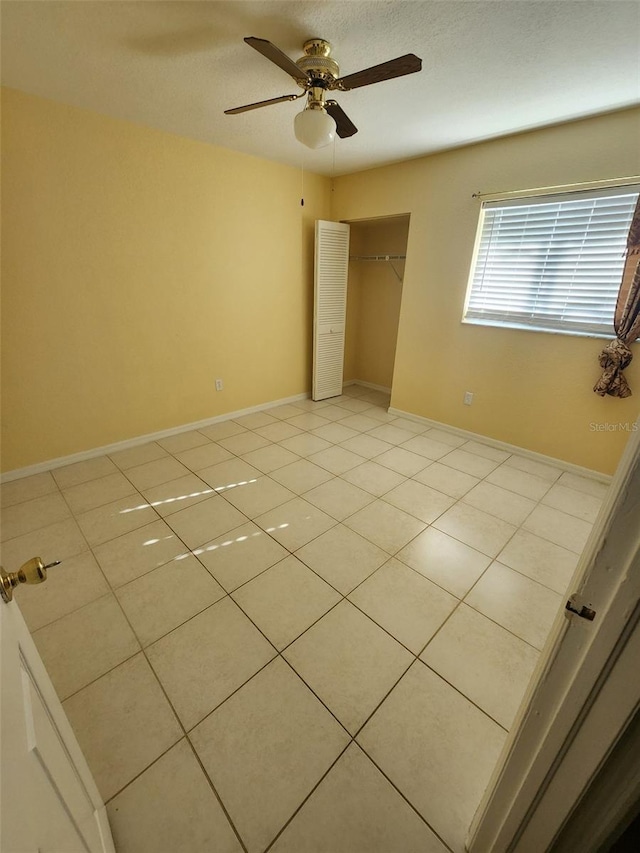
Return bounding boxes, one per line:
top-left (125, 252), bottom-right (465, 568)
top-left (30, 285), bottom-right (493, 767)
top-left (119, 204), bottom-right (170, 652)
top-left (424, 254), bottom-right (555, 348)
top-left (119, 479), bottom-right (259, 514)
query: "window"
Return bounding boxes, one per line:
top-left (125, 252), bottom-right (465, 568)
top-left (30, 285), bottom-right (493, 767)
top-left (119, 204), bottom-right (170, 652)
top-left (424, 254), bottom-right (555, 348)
top-left (463, 186), bottom-right (640, 336)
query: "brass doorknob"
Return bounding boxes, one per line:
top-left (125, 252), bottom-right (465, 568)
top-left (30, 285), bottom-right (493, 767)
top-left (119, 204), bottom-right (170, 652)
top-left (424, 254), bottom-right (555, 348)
top-left (0, 557), bottom-right (61, 603)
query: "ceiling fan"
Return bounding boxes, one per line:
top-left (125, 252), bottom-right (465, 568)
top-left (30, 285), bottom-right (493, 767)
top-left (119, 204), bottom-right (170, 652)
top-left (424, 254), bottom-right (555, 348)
top-left (224, 37), bottom-right (422, 149)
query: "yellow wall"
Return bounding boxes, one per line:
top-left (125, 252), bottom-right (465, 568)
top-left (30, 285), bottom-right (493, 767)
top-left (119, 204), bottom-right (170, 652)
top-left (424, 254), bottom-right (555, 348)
top-left (345, 216), bottom-right (408, 388)
top-left (1, 88), bottom-right (330, 471)
top-left (332, 108), bottom-right (640, 475)
top-left (3, 88), bottom-right (639, 477)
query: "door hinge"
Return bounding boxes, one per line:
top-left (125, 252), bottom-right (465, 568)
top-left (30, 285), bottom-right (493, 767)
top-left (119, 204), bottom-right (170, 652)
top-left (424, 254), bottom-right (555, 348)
top-left (565, 593), bottom-right (596, 622)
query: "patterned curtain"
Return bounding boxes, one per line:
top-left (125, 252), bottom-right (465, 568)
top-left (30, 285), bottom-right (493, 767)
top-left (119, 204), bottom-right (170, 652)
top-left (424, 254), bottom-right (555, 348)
top-left (594, 195), bottom-right (640, 398)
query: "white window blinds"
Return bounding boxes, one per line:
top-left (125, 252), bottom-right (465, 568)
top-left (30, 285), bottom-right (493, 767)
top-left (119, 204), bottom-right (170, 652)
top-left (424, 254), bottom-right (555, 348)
top-left (463, 186), bottom-right (640, 335)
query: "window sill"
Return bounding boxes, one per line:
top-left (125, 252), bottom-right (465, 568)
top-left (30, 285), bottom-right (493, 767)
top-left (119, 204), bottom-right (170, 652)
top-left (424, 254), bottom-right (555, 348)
top-left (461, 317), bottom-right (615, 341)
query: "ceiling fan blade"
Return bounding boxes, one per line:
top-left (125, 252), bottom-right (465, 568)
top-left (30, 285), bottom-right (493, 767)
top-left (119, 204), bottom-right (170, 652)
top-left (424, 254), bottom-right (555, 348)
top-left (244, 37), bottom-right (308, 83)
top-left (325, 101), bottom-right (358, 138)
top-left (224, 93), bottom-right (301, 115)
top-left (334, 53), bottom-right (422, 91)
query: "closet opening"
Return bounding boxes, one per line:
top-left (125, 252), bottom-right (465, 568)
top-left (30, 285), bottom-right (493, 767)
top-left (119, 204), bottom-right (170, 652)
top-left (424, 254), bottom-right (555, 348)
top-left (343, 214), bottom-right (410, 401)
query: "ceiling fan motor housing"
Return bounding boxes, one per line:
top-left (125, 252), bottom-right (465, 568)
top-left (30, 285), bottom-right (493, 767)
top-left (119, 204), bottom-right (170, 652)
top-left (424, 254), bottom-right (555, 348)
top-left (226, 34), bottom-right (422, 142)
top-left (296, 38), bottom-right (339, 87)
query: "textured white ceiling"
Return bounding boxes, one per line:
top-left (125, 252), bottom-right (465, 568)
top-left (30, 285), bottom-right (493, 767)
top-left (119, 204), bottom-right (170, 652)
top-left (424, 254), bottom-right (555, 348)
top-left (2, 1), bottom-right (639, 176)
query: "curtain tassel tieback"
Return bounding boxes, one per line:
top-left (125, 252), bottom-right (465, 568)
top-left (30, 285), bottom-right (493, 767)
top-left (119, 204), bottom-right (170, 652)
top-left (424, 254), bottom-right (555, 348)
top-left (594, 339), bottom-right (633, 398)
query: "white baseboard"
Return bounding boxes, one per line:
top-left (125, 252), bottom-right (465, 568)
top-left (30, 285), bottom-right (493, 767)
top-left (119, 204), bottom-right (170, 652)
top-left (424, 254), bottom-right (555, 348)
top-left (3, 393), bottom-right (611, 486)
top-left (1, 392), bottom-right (309, 483)
top-left (388, 407), bottom-right (612, 484)
top-left (343, 380), bottom-right (392, 393)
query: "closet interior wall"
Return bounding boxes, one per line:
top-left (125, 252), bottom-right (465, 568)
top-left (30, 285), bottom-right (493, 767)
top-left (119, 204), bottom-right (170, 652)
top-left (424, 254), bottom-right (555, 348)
top-left (344, 215), bottom-right (410, 389)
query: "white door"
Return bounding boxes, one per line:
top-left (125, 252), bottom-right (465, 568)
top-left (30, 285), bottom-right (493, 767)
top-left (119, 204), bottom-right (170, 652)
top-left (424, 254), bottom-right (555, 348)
top-left (313, 219), bottom-right (350, 401)
top-left (469, 424), bottom-right (640, 852)
top-left (0, 595), bottom-right (115, 853)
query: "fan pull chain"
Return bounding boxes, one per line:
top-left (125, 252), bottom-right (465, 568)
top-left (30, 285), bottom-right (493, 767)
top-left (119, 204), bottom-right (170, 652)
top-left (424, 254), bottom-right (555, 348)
top-left (300, 150), bottom-right (305, 207)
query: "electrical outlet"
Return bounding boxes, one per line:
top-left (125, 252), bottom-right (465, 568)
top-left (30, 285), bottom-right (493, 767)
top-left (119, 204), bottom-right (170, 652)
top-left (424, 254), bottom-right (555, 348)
top-left (463, 391), bottom-right (474, 405)
top-left (215, 379), bottom-right (224, 392)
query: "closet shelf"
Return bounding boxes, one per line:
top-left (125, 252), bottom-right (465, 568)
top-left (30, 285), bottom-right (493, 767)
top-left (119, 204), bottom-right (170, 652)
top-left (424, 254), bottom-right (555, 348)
top-left (349, 254), bottom-right (405, 283)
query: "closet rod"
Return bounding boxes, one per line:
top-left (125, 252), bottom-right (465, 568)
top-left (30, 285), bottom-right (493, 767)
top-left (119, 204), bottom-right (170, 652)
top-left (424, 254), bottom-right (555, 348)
top-left (349, 254), bottom-right (406, 261)
top-left (349, 254), bottom-right (404, 283)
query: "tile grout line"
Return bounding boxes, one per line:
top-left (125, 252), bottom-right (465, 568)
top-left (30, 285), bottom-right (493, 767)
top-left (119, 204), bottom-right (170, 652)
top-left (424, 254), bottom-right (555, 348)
top-left (15, 404), bottom-right (586, 665)
top-left (183, 599), bottom-right (353, 739)
top-left (3, 388), bottom-right (603, 851)
top-left (260, 741), bottom-right (354, 852)
top-left (2, 408), bottom-right (575, 608)
top-left (416, 656), bottom-right (511, 733)
top-left (183, 738), bottom-right (250, 853)
top-left (0, 406), bottom-right (581, 554)
top-left (21, 432), bottom-right (578, 660)
top-left (328, 658), bottom-right (459, 852)
top-left (352, 742), bottom-right (457, 853)
top-left (94, 570), bottom-right (253, 853)
top-left (54, 533), bottom-right (486, 853)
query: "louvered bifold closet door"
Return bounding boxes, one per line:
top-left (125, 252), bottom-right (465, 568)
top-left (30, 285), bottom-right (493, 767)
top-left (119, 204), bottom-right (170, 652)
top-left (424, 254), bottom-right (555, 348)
top-left (313, 220), bottom-right (350, 400)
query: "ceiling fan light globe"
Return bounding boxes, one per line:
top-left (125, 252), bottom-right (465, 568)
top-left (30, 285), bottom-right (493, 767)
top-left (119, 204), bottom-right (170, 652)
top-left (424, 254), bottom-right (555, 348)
top-left (294, 108), bottom-right (336, 149)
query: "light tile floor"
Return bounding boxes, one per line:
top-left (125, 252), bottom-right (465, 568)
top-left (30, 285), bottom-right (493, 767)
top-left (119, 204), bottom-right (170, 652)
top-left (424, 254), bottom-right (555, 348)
top-left (1, 384), bottom-right (609, 853)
